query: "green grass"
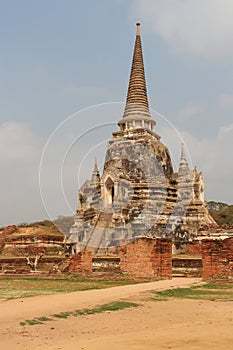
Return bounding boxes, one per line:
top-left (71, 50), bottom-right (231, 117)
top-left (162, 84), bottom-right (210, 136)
top-left (0, 277), bottom-right (136, 300)
top-left (20, 319), bottom-right (43, 326)
top-left (36, 316), bottom-right (53, 322)
top-left (52, 311), bottom-right (72, 319)
top-left (52, 301), bottom-right (140, 319)
top-left (17, 281), bottom-right (233, 327)
top-left (150, 283), bottom-right (233, 302)
top-left (19, 316), bottom-right (52, 326)
top-left (202, 282), bottom-right (233, 290)
top-left (20, 301), bottom-right (140, 326)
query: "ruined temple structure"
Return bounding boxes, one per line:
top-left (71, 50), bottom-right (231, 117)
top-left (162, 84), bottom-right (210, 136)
top-left (0, 224), bottom-right (67, 273)
top-left (69, 23), bottom-right (216, 253)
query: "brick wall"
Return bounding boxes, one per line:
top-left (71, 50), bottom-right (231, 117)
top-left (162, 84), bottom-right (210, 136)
top-left (187, 240), bottom-right (202, 255)
top-left (2, 225), bottom-right (18, 235)
top-left (172, 258), bottom-right (202, 269)
top-left (119, 237), bottom-right (172, 279)
top-left (202, 238), bottom-right (233, 279)
top-left (0, 225), bottom-right (18, 247)
top-left (63, 251), bottom-right (93, 273)
top-left (0, 256), bottom-right (65, 274)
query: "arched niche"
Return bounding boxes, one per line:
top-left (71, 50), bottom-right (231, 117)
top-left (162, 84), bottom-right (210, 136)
top-left (104, 177), bottom-right (115, 206)
top-left (78, 192), bottom-right (85, 208)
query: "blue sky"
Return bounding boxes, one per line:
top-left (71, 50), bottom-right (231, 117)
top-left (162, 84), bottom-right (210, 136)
top-left (1, 0), bottom-right (233, 225)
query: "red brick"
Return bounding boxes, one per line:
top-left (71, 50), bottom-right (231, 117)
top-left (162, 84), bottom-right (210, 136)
top-left (202, 238), bottom-right (233, 279)
top-left (119, 237), bottom-right (172, 279)
top-left (64, 251), bottom-right (92, 273)
top-left (187, 240), bottom-right (202, 255)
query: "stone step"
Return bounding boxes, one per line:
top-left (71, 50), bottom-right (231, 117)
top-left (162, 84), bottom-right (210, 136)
top-left (85, 225), bottom-right (117, 252)
top-left (96, 212), bottom-right (112, 228)
top-left (85, 227), bottom-right (107, 250)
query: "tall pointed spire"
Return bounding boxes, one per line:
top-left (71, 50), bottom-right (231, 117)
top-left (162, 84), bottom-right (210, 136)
top-left (91, 158), bottom-right (100, 184)
top-left (93, 158), bottom-right (98, 174)
top-left (118, 23), bottom-right (155, 131)
top-left (126, 23), bottom-right (149, 110)
top-left (178, 143), bottom-right (190, 175)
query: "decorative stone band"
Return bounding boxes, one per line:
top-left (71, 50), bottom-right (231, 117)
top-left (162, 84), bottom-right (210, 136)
top-left (119, 104), bottom-right (155, 122)
top-left (118, 104), bottom-right (155, 131)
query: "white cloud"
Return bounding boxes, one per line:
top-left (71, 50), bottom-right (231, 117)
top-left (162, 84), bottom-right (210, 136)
top-left (0, 122), bottom-right (39, 163)
top-left (0, 105), bottom-right (122, 226)
top-left (217, 123), bottom-right (233, 146)
top-left (132, 0), bottom-right (233, 59)
top-left (160, 122), bottom-right (233, 203)
top-left (178, 104), bottom-right (203, 122)
top-left (219, 94), bottom-right (233, 107)
top-left (0, 122), bottom-right (45, 226)
top-left (0, 121), bottom-right (79, 225)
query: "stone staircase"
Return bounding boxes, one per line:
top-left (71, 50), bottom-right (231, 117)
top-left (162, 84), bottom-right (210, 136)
top-left (96, 211), bottom-right (112, 228)
top-left (84, 212), bottom-right (113, 252)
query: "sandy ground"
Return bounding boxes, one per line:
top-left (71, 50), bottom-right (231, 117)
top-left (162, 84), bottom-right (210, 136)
top-left (0, 277), bottom-right (233, 350)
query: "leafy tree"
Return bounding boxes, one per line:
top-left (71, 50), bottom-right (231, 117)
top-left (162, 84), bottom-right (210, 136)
top-left (207, 201), bottom-right (233, 226)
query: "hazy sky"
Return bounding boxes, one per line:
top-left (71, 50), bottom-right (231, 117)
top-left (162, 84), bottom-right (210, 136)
top-left (1, 0), bottom-right (233, 226)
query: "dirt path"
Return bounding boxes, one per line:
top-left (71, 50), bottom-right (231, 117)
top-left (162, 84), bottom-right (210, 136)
top-left (0, 277), bottom-right (200, 328)
top-left (1, 277), bottom-right (233, 350)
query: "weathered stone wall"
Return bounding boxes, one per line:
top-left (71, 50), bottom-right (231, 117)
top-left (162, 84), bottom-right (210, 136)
top-left (1, 224), bottom-right (66, 259)
top-left (202, 238), bottom-right (233, 279)
top-left (0, 256), bottom-right (65, 274)
top-left (2, 243), bottom-right (63, 257)
top-left (119, 237), bottom-right (172, 278)
top-left (63, 251), bottom-right (93, 273)
top-left (92, 256), bottom-right (120, 272)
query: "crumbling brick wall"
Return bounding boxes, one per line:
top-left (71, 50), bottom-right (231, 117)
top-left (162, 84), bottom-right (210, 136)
top-left (63, 251), bottom-right (92, 273)
top-left (187, 240), bottom-right (202, 255)
top-left (2, 225), bottom-right (18, 235)
top-left (119, 237), bottom-right (172, 279)
top-left (0, 225), bottom-right (18, 248)
top-left (202, 238), bottom-right (233, 279)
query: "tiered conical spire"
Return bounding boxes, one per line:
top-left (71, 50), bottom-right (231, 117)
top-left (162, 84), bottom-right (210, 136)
top-left (91, 158), bottom-right (100, 184)
top-left (93, 158), bottom-right (98, 174)
top-left (118, 23), bottom-right (155, 130)
top-left (126, 23), bottom-right (149, 110)
top-left (178, 143), bottom-right (190, 175)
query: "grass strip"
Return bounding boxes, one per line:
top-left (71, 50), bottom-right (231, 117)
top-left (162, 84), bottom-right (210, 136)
top-left (0, 278), bottom-right (138, 300)
top-left (201, 282), bottom-right (233, 290)
top-left (20, 301), bottom-right (140, 326)
top-left (151, 285), bottom-right (233, 301)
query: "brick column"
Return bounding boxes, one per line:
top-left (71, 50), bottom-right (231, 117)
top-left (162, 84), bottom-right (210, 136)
top-left (119, 237), bottom-right (172, 279)
top-left (202, 238), bottom-right (233, 279)
top-left (64, 251), bottom-right (92, 273)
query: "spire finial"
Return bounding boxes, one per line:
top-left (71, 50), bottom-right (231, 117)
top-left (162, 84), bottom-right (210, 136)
top-left (91, 158), bottom-right (100, 184)
top-left (178, 143), bottom-right (190, 174)
top-left (181, 143), bottom-right (185, 159)
top-left (93, 157), bottom-right (98, 173)
top-left (118, 23), bottom-right (156, 129)
top-left (136, 22), bottom-right (141, 36)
